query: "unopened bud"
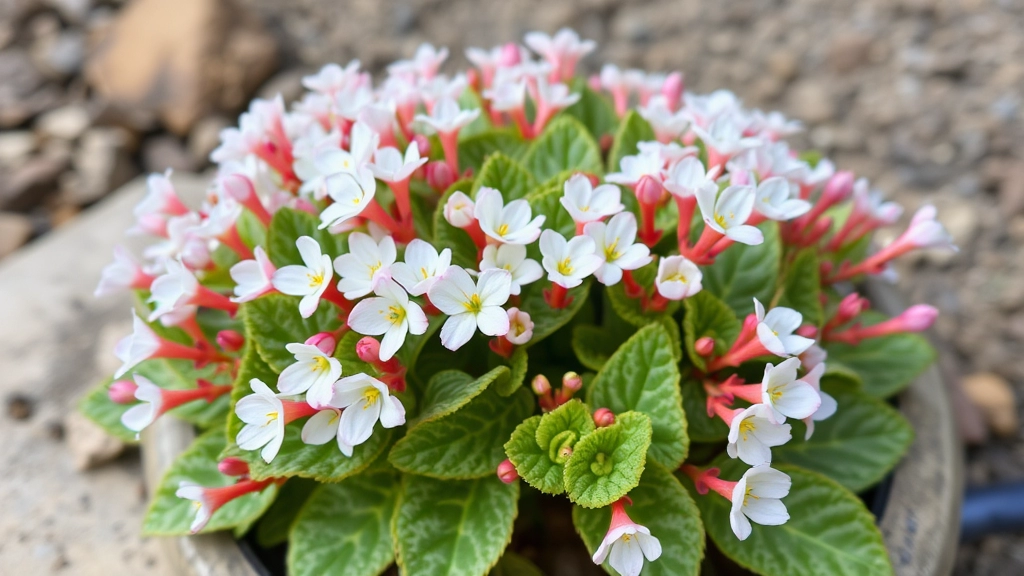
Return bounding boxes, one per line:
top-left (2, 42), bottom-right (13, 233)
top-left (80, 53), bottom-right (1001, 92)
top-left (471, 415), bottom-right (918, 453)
top-left (898, 304), bottom-right (938, 332)
top-left (796, 325), bottom-right (818, 338)
top-left (216, 330), bottom-right (245, 352)
top-left (580, 172), bottom-right (600, 188)
top-left (443, 190), bottom-right (475, 228)
top-left (822, 171), bottom-right (855, 204)
top-left (635, 174), bottom-right (663, 205)
top-left (306, 332), bottom-right (337, 355)
top-left (412, 134), bottom-right (431, 158)
top-left (531, 374), bottom-right (552, 396)
top-left (558, 446), bottom-right (573, 460)
top-left (588, 74), bottom-right (603, 92)
top-left (562, 371), bottom-right (583, 392)
top-left (355, 336), bottom-right (382, 363)
top-left (497, 459), bottom-right (519, 484)
top-left (837, 293), bottom-right (868, 320)
top-left (427, 161), bottom-right (456, 193)
top-left (694, 337), bottom-right (715, 357)
top-left (217, 457), bottom-right (250, 477)
top-left (498, 43), bottom-right (522, 67)
top-left (221, 173), bottom-right (256, 202)
top-left (661, 72), bottom-right (685, 110)
top-left (108, 380), bottom-right (139, 404)
top-left (593, 408), bottom-right (616, 427)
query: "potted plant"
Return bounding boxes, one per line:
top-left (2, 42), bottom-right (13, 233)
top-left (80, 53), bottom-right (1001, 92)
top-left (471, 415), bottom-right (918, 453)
top-left (80, 28), bottom-right (960, 576)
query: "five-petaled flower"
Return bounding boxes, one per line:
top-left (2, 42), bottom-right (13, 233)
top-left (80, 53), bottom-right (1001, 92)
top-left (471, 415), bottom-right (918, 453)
top-left (475, 187), bottom-right (546, 245)
top-left (591, 497), bottom-right (663, 576)
top-left (539, 229), bottom-right (603, 289)
top-left (390, 239), bottom-right (453, 296)
top-left (479, 243), bottom-right (543, 295)
top-left (334, 232), bottom-right (397, 299)
top-left (320, 373), bottom-right (406, 456)
top-left (277, 340), bottom-right (343, 407)
top-left (560, 173), bottom-right (624, 226)
top-left (428, 267), bottom-right (512, 351)
top-left (754, 298), bottom-right (815, 357)
top-left (585, 212), bottom-right (652, 286)
top-left (730, 465), bottom-right (792, 541)
top-left (347, 277), bottom-right (429, 361)
top-left (761, 357), bottom-right (822, 423)
top-left (726, 403), bottom-right (793, 466)
top-left (695, 184), bottom-right (764, 245)
top-left (271, 236), bottom-right (335, 318)
top-left (654, 255), bottom-right (703, 300)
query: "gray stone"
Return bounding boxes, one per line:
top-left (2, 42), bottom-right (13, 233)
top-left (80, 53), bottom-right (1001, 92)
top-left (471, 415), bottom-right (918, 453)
top-left (0, 212), bottom-right (33, 259)
top-left (0, 131), bottom-right (37, 167)
top-left (62, 127), bottom-right (137, 206)
top-left (827, 32), bottom-right (874, 73)
top-left (142, 135), bottom-right (196, 173)
top-left (35, 104), bottom-right (92, 141)
top-left (187, 115), bottom-right (230, 166)
top-left (0, 152), bottom-right (69, 211)
top-left (65, 411), bottom-right (126, 470)
top-left (787, 80), bottom-right (836, 124)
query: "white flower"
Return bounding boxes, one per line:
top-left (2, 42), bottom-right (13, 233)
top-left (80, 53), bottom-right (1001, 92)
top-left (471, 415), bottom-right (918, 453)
top-left (348, 278), bottom-right (429, 361)
top-left (135, 170), bottom-right (188, 218)
top-left (277, 342), bottom-right (342, 407)
top-left (852, 179), bottom-right (903, 225)
top-left (369, 143), bottom-right (428, 183)
top-left (761, 357), bottom-right (822, 423)
top-left (754, 298), bottom-right (815, 357)
top-left (524, 28), bottom-right (596, 80)
top-left (120, 374), bottom-right (163, 432)
top-left (230, 246), bottom-right (276, 303)
top-left (534, 78), bottom-right (580, 111)
top-left (539, 230), bottom-right (603, 289)
top-left (333, 232), bottom-right (397, 299)
top-left (730, 465), bottom-right (792, 541)
top-left (319, 166), bottom-right (378, 230)
top-left (484, 78), bottom-right (527, 111)
top-left (95, 245), bottom-right (149, 297)
top-left (391, 239), bottom-right (453, 296)
top-left (114, 310), bottom-right (161, 378)
top-left (655, 255), bottom-right (703, 300)
top-left (695, 184), bottom-right (763, 245)
top-left (428, 267), bottom-right (512, 351)
top-left (559, 174), bottom-right (624, 225)
top-left (692, 114), bottom-right (762, 159)
top-left (271, 236), bottom-right (334, 318)
top-left (505, 307), bottom-right (534, 345)
top-left (899, 204), bottom-right (957, 250)
top-left (663, 156), bottom-right (719, 199)
top-left (322, 374), bottom-right (406, 456)
top-left (475, 187), bottom-right (546, 244)
top-left (443, 191), bottom-right (476, 228)
top-left (800, 364), bottom-right (837, 440)
top-left (606, 151), bottom-right (664, 186)
top-left (639, 95), bottom-right (690, 141)
top-left (591, 500), bottom-right (662, 576)
top-left (727, 403), bottom-right (793, 466)
top-left (753, 177), bottom-right (811, 221)
top-left (147, 259), bottom-right (198, 321)
top-left (389, 42), bottom-right (449, 79)
top-left (235, 379), bottom-right (287, 463)
top-left (174, 482), bottom-right (213, 533)
top-left (479, 243), bottom-right (543, 295)
top-left (585, 212), bottom-right (652, 286)
top-left (414, 97), bottom-right (480, 135)
top-left (637, 140), bottom-right (697, 167)
top-left (302, 60), bottom-right (364, 95)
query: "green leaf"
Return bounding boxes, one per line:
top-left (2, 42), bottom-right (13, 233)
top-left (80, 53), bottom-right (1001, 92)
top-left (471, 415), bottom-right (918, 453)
top-left (242, 294), bottom-right (343, 372)
top-left (778, 250), bottom-right (824, 327)
top-left (687, 460), bottom-right (892, 576)
top-left (680, 378), bottom-right (729, 442)
top-left (489, 551), bottom-right (544, 576)
top-left (236, 209), bottom-right (268, 251)
top-left (563, 411), bottom-right (652, 508)
top-left (415, 367), bottom-right (509, 424)
top-left (572, 324), bottom-right (629, 372)
top-left (574, 462), bottom-right (704, 576)
top-left (605, 260), bottom-right (680, 327)
top-left (472, 152), bottom-right (536, 201)
top-left (394, 475), bottom-right (518, 576)
top-left (388, 387), bottom-right (534, 479)
top-left (523, 115), bottom-right (603, 182)
top-left (774, 390), bottom-right (913, 492)
top-left (683, 290), bottom-right (742, 371)
top-left (504, 416), bottom-right (562, 494)
top-left (458, 129), bottom-right (528, 172)
top-left (823, 311), bottom-right (935, 398)
top-left (518, 279), bottom-right (591, 347)
top-left (493, 346), bottom-right (528, 397)
top-left (702, 221), bottom-right (781, 316)
top-left (821, 362), bottom-right (863, 391)
top-left (562, 80), bottom-right (619, 141)
top-left (396, 314), bottom-right (445, 382)
top-left (256, 477), bottom-right (318, 548)
top-left (79, 378), bottom-right (139, 443)
top-left (535, 399), bottom-right (596, 465)
top-left (587, 324), bottom-right (687, 468)
top-left (267, 206), bottom-right (348, 267)
top-left (143, 429), bottom-right (278, 535)
top-left (433, 179), bottom-right (479, 269)
top-left (288, 471), bottom-right (399, 576)
top-left (607, 110), bottom-right (655, 174)
top-left (457, 89), bottom-right (492, 139)
top-left (525, 180), bottom-right (577, 240)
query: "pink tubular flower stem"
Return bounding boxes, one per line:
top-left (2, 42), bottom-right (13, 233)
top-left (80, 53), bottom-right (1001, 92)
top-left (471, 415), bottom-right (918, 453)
top-left (218, 224), bottom-right (255, 261)
top-left (438, 130), bottom-right (461, 175)
top-left (681, 465), bottom-right (736, 500)
top-left (544, 282), bottom-right (573, 309)
top-left (675, 195), bottom-right (697, 252)
top-left (190, 286), bottom-right (240, 316)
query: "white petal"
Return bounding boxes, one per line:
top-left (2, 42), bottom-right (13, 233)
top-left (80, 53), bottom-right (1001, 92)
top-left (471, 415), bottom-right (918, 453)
top-left (440, 313), bottom-right (477, 351)
top-left (301, 410), bottom-right (340, 445)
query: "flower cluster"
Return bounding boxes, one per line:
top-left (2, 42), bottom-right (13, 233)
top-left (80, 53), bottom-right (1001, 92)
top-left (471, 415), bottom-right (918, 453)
top-left (88, 28), bottom-right (951, 576)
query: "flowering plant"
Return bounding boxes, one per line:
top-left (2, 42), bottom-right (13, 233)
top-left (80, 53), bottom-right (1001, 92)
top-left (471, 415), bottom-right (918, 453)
top-left (82, 29), bottom-right (953, 576)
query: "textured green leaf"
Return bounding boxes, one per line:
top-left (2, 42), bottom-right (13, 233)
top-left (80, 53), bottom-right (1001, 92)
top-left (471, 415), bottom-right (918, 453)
top-left (821, 362), bottom-right (863, 391)
top-left (518, 278), bottom-right (591, 347)
top-left (607, 110), bottom-right (655, 174)
top-left (288, 471), bottom-right (399, 576)
top-left (267, 206), bottom-right (348, 267)
top-left (389, 387), bottom-right (534, 479)
top-left (536, 399), bottom-right (596, 460)
top-left (681, 378), bottom-right (729, 442)
top-left (396, 314), bottom-right (445, 381)
top-left (143, 429), bottom-right (278, 536)
top-left (702, 221), bottom-right (781, 316)
top-left (774, 390), bottom-right (913, 492)
top-left (824, 311), bottom-right (935, 398)
top-left (433, 179), bottom-right (479, 269)
top-left (588, 324), bottom-right (687, 468)
top-left (489, 551), bottom-right (544, 576)
top-left (256, 477), bottom-right (318, 548)
top-left (458, 129), bottom-right (528, 172)
top-left (415, 367), bottom-right (509, 425)
top-left (242, 294), bottom-right (344, 372)
top-left (562, 80), bottom-right (619, 141)
top-left (563, 411), bottom-right (652, 508)
top-left (525, 181), bottom-right (577, 241)
top-left (605, 260), bottom-right (680, 327)
top-left (493, 346), bottom-right (528, 397)
top-left (683, 290), bottom-right (742, 371)
top-left (472, 152), bottom-right (536, 201)
top-left (574, 462), bottom-right (704, 576)
top-left (572, 324), bottom-right (629, 372)
top-left (687, 460), bottom-right (892, 576)
top-left (79, 377), bottom-right (139, 443)
top-left (523, 115), bottom-right (603, 182)
top-left (778, 250), bottom-right (824, 327)
top-left (504, 416), bottom-right (563, 494)
top-left (394, 475), bottom-right (518, 576)
top-left (236, 209), bottom-right (268, 251)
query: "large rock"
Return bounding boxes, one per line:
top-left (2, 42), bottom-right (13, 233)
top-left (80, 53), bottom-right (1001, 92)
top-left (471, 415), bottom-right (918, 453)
top-left (85, 0), bottom-right (279, 135)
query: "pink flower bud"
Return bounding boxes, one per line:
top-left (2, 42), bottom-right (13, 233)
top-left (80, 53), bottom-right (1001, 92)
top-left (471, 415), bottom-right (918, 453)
top-left (412, 134), bottom-right (431, 158)
top-left (661, 72), bottom-right (685, 110)
top-left (593, 408), bottom-right (616, 427)
top-left (306, 332), bottom-right (337, 355)
top-left (562, 371), bottom-right (583, 392)
top-left (443, 190), bottom-right (475, 227)
top-left (694, 337), bottom-right (715, 357)
top-left (796, 325), bottom-right (818, 338)
top-left (498, 43), bottom-right (522, 67)
top-left (221, 174), bottom-right (255, 202)
top-left (635, 175), bottom-right (663, 205)
top-left (588, 74), bottom-right (602, 92)
top-left (217, 457), bottom-right (250, 477)
top-left (355, 336), bottom-right (382, 363)
top-left (108, 380), bottom-right (139, 404)
top-left (216, 330), bottom-right (245, 352)
top-left (822, 171), bottom-right (855, 204)
top-left (427, 161), bottom-right (456, 193)
top-left (837, 293), bottom-right (869, 320)
top-left (899, 304), bottom-right (938, 332)
top-left (582, 172), bottom-right (601, 188)
top-left (497, 459), bottom-right (519, 484)
top-left (531, 374), bottom-right (552, 396)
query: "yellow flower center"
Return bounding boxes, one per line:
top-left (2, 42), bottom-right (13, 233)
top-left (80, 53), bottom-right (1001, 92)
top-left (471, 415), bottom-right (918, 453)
top-left (604, 239), bottom-right (621, 261)
top-left (420, 266), bottom-right (429, 280)
top-left (362, 387), bottom-right (381, 408)
top-left (665, 271), bottom-right (688, 283)
top-left (368, 261), bottom-right (382, 276)
top-left (743, 486), bottom-right (760, 507)
top-left (307, 271), bottom-right (324, 288)
top-left (264, 411), bottom-right (279, 425)
top-left (739, 417), bottom-right (756, 441)
top-left (497, 223), bottom-right (509, 236)
top-left (714, 213), bottom-right (728, 228)
top-left (387, 305), bottom-right (406, 324)
top-left (463, 293), bottom-right (483, 314)
top-left (557, 258), bottom-right (574, 276)
top-left (312, 356), bottom-right (331, 372)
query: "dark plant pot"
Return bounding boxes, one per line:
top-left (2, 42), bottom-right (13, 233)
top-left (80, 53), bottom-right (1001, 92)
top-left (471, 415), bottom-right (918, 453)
top-left (142, 278), bottom-right (962, 576)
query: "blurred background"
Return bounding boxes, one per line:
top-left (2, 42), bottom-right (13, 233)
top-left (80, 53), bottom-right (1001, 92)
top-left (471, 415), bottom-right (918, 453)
top-left (0, 0), bottom-right (1021, 573)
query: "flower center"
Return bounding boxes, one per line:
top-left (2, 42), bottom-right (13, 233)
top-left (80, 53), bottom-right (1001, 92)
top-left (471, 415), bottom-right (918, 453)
top-left (665, 271), bottom-right (688, 283)
top-left (739, 417), bottom-right (756, 441)
top-left (307, 271), bottom-right (324, 288)
top-left (463, 293), bottom-right (483, 314)
top-left (264, 411), bottom-right (279, 425)
top-left (362, 387), bottom-right (381, 408)
top-left (557, 258), bottom-right (574, 276)
top-left (604, 239), bottom-right (621, 261)
top-left (714, 213), bottom-right (728, 228)
top-left (497, 223), bottom-right (509, 236)
top-left (368, 261), bottom-right (382, 276)
top-left (312, 356), bottom-right (331, 372)
top-left (387, 305), bottom-right (406, 324)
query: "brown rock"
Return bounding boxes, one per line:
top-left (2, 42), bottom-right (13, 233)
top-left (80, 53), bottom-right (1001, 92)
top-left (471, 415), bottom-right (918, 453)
top-left (36, 104), bottom-right (92, 141)
top-left (60, 127), bottom-right (137, 206)
top-left (64, 411), bottom-right (126, 471)
top-left (0, 153), bottom-right (68, 211)
top-left (827, 32), bottom-right (874, 73)
top-left (787, 80), bottom-right (836, 124)
top-left (141, 135), bottom-right (196, 173)
top-left (767, 49), bottom-right (799, 82)
top-left (0, 212), bottom-right (33, 258)
top-left (85, 0), bottom-right (278, 135)
top-left (187, 115), bottom-right (230, 165)
top-left (999, 161), bottom-right (1024, 217)
top-left (962, 372), bottom-right (1019, 437)
top-left (0, 131), bottom-right (37, 168)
